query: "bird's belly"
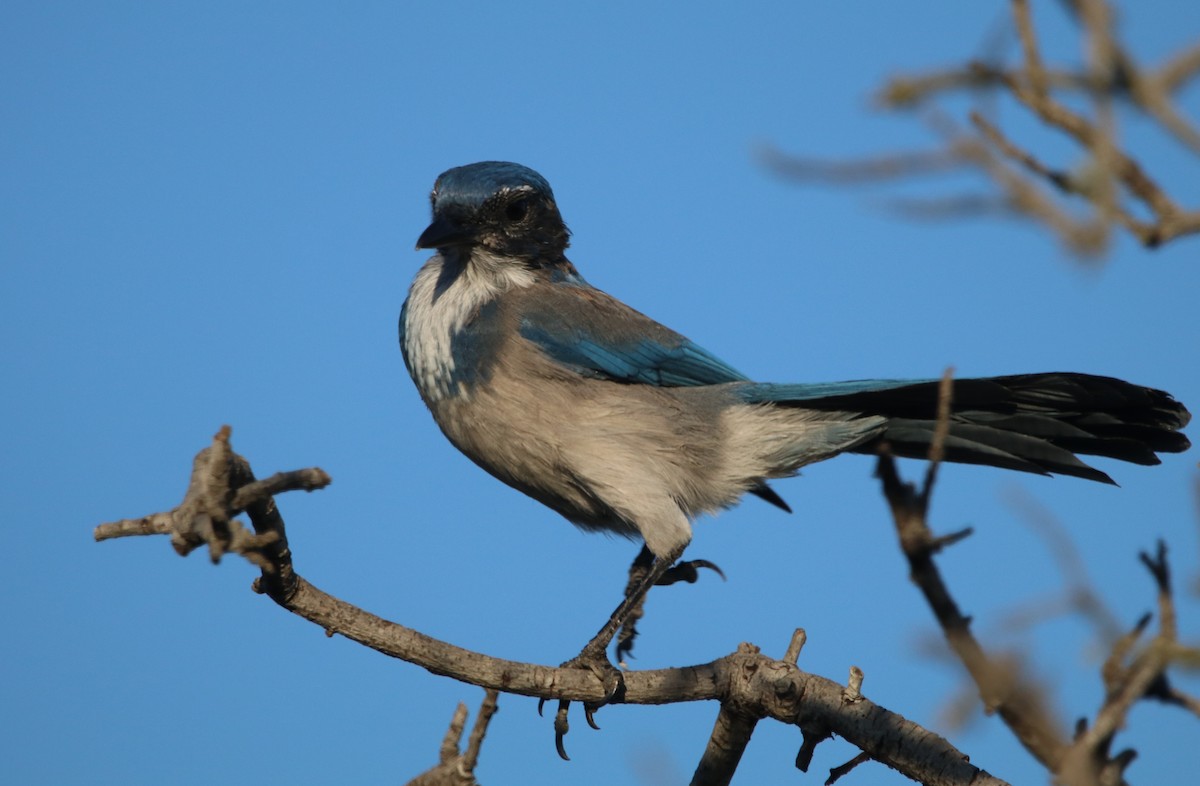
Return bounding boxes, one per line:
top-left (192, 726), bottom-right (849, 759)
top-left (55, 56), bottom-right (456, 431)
top-left (429, 388), bottom-right (640, 538)
top-left (427, 376), bottom-right (751, 544)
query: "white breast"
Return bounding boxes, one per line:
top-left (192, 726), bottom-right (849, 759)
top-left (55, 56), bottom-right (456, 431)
top-left (401, 251), bottom-right (535, 402)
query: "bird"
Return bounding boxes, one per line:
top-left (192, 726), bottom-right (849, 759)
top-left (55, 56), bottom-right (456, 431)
top-left (398, 160), bottom-right (1190, 694)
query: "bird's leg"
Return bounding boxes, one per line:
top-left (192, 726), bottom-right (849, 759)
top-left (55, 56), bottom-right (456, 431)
top-left (615, 545), bottom-right (725, 664)
top-left (613, 545), bottom-right (656, 665)
top-left (546, 543), bottom-right (726, 758)
top-left (562, 543), bottom-right (684, 678)
top-left (544, 543), bottom-right (686, 759)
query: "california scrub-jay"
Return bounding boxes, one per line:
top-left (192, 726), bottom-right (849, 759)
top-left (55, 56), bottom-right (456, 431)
top-left (399, 161), bottom-right (1190, 679)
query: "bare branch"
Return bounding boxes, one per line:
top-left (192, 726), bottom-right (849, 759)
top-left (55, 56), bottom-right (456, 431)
top-left (1058, 541), bottom-right (1181, 785)
top-left (1000, 487), bottom-right (1125, 642)
top-left (693, 674), bottom-right (759, 786)
top-left (759, 143), bottom-right (971, 183)
top-left (784, 628), bottom-right (807, 664)
top-left (774, 0), bottom-right (1200, 256)
top-left (97, 428), bottom-right (1008, 786)
top-left (826, 752), bottom-right (871, 786)
top-left (1158, 41), bottom-right (1200, 93)
top-left (1011, 0), bottom-right (1048, 98)
top-left (405, 691), bottom-right (499, 786)
top-left (93, 426), bottom-right (322, 571)
top-left (462, 690), bottom-right (499, 773)
top-left (970, 112), bottom-right (1077, 197)
top-left (439, 703), bottom-right (469, 766)
top-left (876, 369), bottom-right (1069, 771)
top-left (919, 368), bottom-right (955, 508)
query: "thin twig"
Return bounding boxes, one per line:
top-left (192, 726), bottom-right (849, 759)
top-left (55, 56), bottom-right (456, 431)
top-left (462, 690), bottom-right (500, 773)
top-left (919, 368), bottom-right (955, 508)
top-left (826, 752), bottom-right (871, 786)
top-left (406, 691), bottom-right (498, 786)
top-left (1011, 0), bottom-right (1048, 97)
top-left (1058, 541), bottom-right (1180, 786)
top-left (784, 628), bottom-right (807, 665)
top-left (778, 1), bottom-right (1200, 255)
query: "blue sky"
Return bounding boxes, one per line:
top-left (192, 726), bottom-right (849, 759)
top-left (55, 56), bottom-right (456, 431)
top-left (3, 2), bottom-right (1198, 784)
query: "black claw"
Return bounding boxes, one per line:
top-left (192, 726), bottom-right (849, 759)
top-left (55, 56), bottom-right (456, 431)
top-left (584, 704), bottom-right (601, 730)
top-left (690, 558), bottom-right (727, 581)
top-left (554, 700), bottom-right (571, 761)
top-left (655, 557), bottom-right (726, 586)
top-left (547, 646), bottom-right (628, 758)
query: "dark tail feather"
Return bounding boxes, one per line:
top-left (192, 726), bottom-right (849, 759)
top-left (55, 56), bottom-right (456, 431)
top-left (797, 373), bottom-right (1191, 483)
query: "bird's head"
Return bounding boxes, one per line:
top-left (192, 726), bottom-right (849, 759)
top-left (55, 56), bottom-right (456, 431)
top-left (416, 162), bottom-right (570, 261)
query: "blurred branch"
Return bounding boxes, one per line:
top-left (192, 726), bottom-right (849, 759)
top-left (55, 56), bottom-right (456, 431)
top-left (1058, 541), bottom-right (1198, 785)
top-left (767, 0), bottom-right (1200, 259)
top-left (878, 377), bottom-right (1199, 784)
top-left (876, 370), bottom-right (1070, 771)
top-left (96, 427), bottom-right (1005, 786)
top-left (1000, 486), bottom-right (1124, 642)
top-left (757, 143), bottom-right (969, 182)
top-left (1194, 470), bottom-right (1200, 596)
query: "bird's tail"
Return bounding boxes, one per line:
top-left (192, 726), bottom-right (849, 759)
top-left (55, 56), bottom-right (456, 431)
top-left (739, 373), bottom-right (1191, 483)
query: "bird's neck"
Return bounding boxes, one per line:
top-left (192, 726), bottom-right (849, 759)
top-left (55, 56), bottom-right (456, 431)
top-left (402, 249), bottom-right (535, 403)
top-left (441, 247), bottom-right (539, 295)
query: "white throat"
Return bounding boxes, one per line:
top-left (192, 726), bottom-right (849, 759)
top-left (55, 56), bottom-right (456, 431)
top-left (402, 249), bottom-right (535, 401)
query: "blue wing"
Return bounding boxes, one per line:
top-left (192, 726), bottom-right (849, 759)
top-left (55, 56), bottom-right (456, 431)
top-left (521, 322), bottom-right (747, 386)
top-left (735, 379), bottom-right (933, 403)
top-left (510, 280), bottom-right (792, 511)
top-left (515, 283), bottom-right (747, 387)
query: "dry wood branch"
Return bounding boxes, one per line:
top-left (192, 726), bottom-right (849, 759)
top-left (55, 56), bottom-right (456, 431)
top-left (1194, 472), bottom-right (1200, 597)
top-left (784, 628), bottom-right (807, 664)
top-left (1058, 541), bottom-right (1189, 785)
top-left (758, 143), bottom-right (972, 183)
top-left (96, 427), bottom-right (1007, 786)
top-left (877, 369), bottom-right (1069, 772)
top-left (880, 65), bottom-right (1101, 108)
top-left (692, 706), bottom-right (756, 786)
top-left (961, 111), bottom-right (1113, 254)
top-left (984, 0), bottom-right (1200, 250)
top-left (1011, 0), bottom-right (1048, 98)
top-left (405, 691), bottom-right (500, 786)
top-left (776, 0), bottom-right (1200, 257)
top-left (970, 112), bottom-right (1076, 197)
top-left (93, 426), bottom-right (328, 573)
top-left (1000, 487), bottom-right (1124, 642)
top-left (826, 752), bottom-right (871, 786)
top-left (983, 63), bottom-right (1184, 218)
top-left (463, 690), bottom-right (499, 773)
top-left (692, 647), bottom-right (761, 786)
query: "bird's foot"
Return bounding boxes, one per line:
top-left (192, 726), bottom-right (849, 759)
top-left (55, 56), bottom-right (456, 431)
top-left (655, 557), bottom-right (726, 586)
top-left (538, 643), bottom-right (625, 760)
top-left (616, 555), bottom-right (725, 664)
top-left (537, 544), bottom-right (706, 758)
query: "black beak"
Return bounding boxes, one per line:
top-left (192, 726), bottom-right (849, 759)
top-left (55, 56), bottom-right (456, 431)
top-left (415, 214), bottom-right (476, 250)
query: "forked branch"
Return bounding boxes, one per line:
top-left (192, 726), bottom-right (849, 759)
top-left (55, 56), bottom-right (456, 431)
top-left (95, 426), bottom-right (1004, 786)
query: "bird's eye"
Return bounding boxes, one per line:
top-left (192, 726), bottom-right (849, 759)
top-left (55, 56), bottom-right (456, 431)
top-left (505, 197), bottom-right (531, 223)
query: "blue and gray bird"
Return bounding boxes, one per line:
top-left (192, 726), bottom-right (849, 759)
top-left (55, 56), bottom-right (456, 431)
top-left (399, 161), bottom-right (1190, 674)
